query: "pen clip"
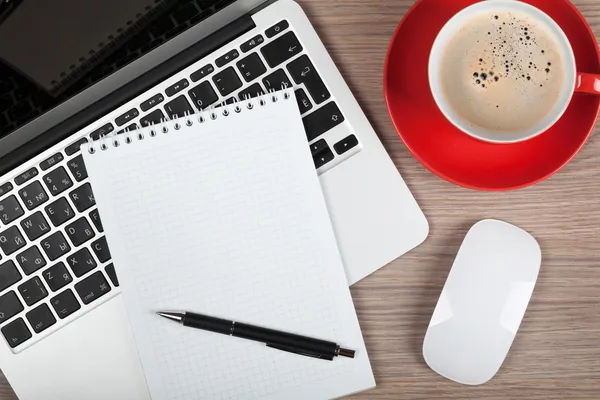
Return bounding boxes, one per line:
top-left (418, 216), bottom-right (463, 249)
top-left (266, 343), bottom-right (332, 360)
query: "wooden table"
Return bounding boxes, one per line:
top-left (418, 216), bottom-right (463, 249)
top-left (2, 0), bottom-right (600, 398)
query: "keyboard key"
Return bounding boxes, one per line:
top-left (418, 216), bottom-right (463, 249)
top-left (0, 292), bottom-right (23, 325)
top-left (18, 276), bottom-right (48, 306)
top-left (262, 69), bottom-right (292, 91)
top-left (67, 248), bottom-right (97, 277)
top-left (19, 181), bottom-right (48, 210)
top-left (139, 109), bottom-right (166, 127)
top-left (43, 167), bottom-right (73, 196)
top-left (212, 67), bottom-right (242, 97)
top-left (39, 153), bottom-right (64, 171)
top-left (105, 263), bottom-right (119, 287)
top-left (0, 195), bottom-right (24, 225)
top-left (188, 81), bottom-right (218, 110)
top-left (0, 182), bottom-right (13, 197)
top-left (20, 212), bottom-right (51, 241)
top-left (43, 262), bottom-right (72, 292)
top-left (0, 226), bottom-right (26, 255)
top-left (164, 95), bottom-right (193, 119)
top-left (69, 183), bottom-right (95, 212)
top-left (89, 123), bottom-right (114, 140)
top-left (117, 123), bottom-right (138, 134)
top-left (91, 237), bottom-right (111, 263)
top-left (26, 303), bottom-right (56, 333)
top-left (140, 93), bottom-right (165, 112)
top-left (89, 209), bottom-right (103, 233)
top-left (165, 79), bottom-right (190, 97)
top-left (41, 232), bottom-right (71, 261)
top-left (310, 140), bottom-right (335, 169)
top-left (241, 34), bottom-right (265, 53)
top-left (50, 289), bottom-right (80, 319)
top-left (310, 139), bottom-right (329, 156)
top-left (295, 88), bottom-right (313, 114)
top-left (14, 167), bottom-right (38, 186)
top-left (115, 108), bottom-right (139, 127)
top-left (0, 261), bottom-right (21, 292)
top-left (265, 20), bottom-right (289, 38)
top-left (65, 138), bottom-right (88, 156)
top-left (45, 197), bottom-right (75, 226)
top-left (261, 31), bottom-right (302, 68)
top-left (190, 64), bottom-right (215, 82)
top-left (237, 53), bottom-right (267, 83)
top-left (238, 83), bottom-right (265, 101)
top-left (66, 217), bottom-right (95, 247)
top-left (313, 144), bottom-right (335, 169)
top-left (16, 246), bottom-right (46, 275)
top-left (215, 49), bottom-right (240, 67)
top-left (302, 102), bottom-right (345, 141)
top-left (67, 155), bottom-right (88, 182)
top-left (334, 134), bottom-right (359, 155)
top-left (75, 271), bottom-right (111, 305)
top-left (287, 55), bottom-right (330, 104)
top-left (2, 318), bottom-right (31, 348)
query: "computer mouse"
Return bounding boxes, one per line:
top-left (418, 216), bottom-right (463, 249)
top-left (423, 219), bottom-right (541, 385)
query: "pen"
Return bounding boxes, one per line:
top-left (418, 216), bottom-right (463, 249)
top-left (157, 310), bottom-right (355, 361)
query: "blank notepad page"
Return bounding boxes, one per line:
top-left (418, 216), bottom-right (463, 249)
top-left (82, 92), bottom-right (374, 400)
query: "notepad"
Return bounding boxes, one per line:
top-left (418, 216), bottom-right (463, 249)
top-left (82, 90), bottom-right (375, 400)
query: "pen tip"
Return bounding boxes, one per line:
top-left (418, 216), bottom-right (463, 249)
top-left (156, 311), bottom-right (184, 323)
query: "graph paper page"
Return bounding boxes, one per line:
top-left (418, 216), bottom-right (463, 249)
top-left (82, 93), bottom-right (374, 400)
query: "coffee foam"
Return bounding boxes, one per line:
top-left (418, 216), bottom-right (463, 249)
top-left (440, 11), bottom-right (565, 132)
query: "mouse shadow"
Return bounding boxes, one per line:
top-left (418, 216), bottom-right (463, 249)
top-left (409, 221), bottom-right (474, 366)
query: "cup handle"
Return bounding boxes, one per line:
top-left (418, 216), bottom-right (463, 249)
top-left (575, 72), bottom-right (600, 95)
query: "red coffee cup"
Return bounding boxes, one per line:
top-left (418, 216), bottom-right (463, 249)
top-left (429, 0), bottom-right (600, 143)
top-left (384, 0), bottom-right (600, 190)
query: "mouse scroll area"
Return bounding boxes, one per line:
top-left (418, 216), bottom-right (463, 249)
top-left (422, 219), bottom-right (541, 385)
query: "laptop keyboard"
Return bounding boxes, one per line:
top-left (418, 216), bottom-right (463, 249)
top-left (0, 19), bottom-right (361, 352)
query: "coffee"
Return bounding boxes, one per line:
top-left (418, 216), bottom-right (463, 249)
top-left (439, 10), bottom-right (565, 132)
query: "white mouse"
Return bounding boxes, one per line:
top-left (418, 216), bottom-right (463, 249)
top-left (423, 219), bottom-right (541, 385)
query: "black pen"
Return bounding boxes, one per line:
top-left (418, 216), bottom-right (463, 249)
top-left (157, 311), bottom-right (355, 361)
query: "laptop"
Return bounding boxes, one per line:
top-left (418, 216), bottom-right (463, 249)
top-left (0, 0), bottom-right (429, 398)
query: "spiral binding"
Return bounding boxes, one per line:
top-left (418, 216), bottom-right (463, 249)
top-left (88, 88), bottom-right (292, 154)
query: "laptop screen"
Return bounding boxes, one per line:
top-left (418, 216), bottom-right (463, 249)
top-left (0, 0), bottom-right (231, 141)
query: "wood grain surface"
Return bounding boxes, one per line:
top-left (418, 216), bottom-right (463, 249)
top-left (2, 0), bottom-right (600, 399)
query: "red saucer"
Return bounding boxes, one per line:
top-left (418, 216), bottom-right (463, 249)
top-left (384, 0), bottom-right (600, 191)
